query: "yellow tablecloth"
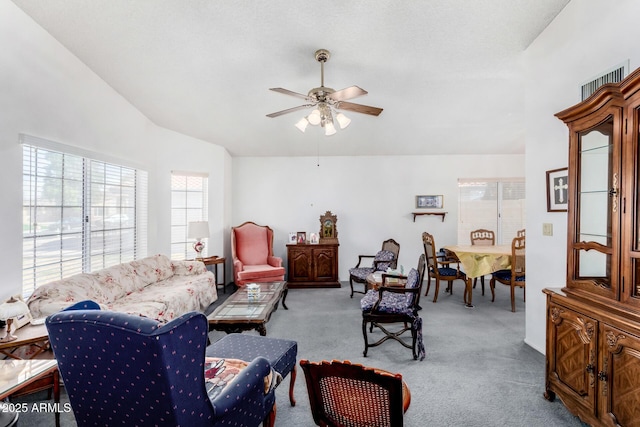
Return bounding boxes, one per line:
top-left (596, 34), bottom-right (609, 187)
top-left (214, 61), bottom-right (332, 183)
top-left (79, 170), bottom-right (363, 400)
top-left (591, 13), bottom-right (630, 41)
top-left (443, 245), bottom-right (511, 279)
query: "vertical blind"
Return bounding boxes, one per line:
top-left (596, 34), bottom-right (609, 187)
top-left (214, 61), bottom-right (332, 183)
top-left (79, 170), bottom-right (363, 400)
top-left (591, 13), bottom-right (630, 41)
top-left (457, 178), bottom-right (526, 245)
top-left (22, 141), bottom-right (148, 296)
top-left (170, 172), bottom-right (208, 260)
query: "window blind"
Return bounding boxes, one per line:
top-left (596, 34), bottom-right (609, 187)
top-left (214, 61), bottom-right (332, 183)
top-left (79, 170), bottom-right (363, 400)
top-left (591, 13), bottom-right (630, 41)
top-left (457, 178), bottom-right (526, 245)
top-left (22, 140), bottom-right (148, 296)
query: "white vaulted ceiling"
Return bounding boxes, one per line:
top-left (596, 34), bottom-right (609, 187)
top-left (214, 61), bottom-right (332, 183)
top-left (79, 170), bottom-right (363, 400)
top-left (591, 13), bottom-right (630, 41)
top-left (11, 0), bottom-right (570, 157)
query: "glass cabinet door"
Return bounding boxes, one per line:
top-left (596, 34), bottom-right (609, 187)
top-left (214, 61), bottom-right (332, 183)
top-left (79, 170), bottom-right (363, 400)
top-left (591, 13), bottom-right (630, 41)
top-left (629, 106), bottom-right (640, 304)
top-left (570, 114), bottom-right (619, 300)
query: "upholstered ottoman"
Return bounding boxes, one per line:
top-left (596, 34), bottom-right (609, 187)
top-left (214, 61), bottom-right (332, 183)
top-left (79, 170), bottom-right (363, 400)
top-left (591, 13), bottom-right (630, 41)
top-left (206, 334), bottom-right (298, 406)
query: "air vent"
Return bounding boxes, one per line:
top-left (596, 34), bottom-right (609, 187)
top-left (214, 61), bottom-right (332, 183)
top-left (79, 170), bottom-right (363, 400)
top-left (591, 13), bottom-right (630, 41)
top-left (581, 61), bottom-right (628, 100)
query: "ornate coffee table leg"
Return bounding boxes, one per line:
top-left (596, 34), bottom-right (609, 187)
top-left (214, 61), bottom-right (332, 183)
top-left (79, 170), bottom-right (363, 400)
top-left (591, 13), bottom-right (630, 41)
top-left (282, 287), bottom-right (289, 310)
top-left (257, 324), bottom-right (267, 336)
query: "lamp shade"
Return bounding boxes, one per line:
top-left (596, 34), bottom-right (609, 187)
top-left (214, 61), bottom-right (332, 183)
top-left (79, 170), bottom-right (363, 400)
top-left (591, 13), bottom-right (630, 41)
top-left (295, 117), bottom-right (309, 133)
top-left (188, 221), bottom-right (210, 239)
top-left (0, 298), bottom-right (29, 321)
top-left (308, 109), bottom-right (321, 126)
top-left (325, 122), bottom-right (337, 136)
top-left (336, 113), bottom-right (351, 129)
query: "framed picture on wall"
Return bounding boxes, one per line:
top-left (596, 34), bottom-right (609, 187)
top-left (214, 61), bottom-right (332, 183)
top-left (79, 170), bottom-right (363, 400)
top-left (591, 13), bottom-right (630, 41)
top-left (416, 195), bottom-right (443, 209)
top-left (546, 167), bottom-right (569, 212)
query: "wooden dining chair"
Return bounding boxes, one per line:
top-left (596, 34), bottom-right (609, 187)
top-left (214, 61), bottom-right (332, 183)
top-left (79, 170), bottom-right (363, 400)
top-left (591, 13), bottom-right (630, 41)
top-left (470, 229), bottom-right (495, 295)
top-left (517, 229), bottom-right (526, 238)
top-left (490, 235), bottom-right (525, 312)
top-left (422, 232), bottom-right (466, 303)
top-left (299, 359), bottom-right (410, 427)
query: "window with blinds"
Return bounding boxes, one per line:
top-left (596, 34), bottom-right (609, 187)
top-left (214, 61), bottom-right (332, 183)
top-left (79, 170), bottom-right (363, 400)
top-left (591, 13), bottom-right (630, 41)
top-left (457, 178), bottom-right (526, 245)
top-left (170, 172), bottom-right (208, 260)
top-left (22, 142), bottom-right (147, 296)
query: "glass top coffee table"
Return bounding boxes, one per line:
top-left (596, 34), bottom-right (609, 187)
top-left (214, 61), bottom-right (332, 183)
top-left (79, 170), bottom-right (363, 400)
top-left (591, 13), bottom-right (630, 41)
top-left (207, 281), bottom-right (288, 336)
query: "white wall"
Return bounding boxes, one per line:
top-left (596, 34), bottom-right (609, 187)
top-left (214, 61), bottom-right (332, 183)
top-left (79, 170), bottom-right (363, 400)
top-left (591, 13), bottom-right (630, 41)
top-left (523, 0), bottom-right (640, 353)
top-left (232, 155), bottom-right (524, 279)
top-left (0, 1), bottom-right (229, 301)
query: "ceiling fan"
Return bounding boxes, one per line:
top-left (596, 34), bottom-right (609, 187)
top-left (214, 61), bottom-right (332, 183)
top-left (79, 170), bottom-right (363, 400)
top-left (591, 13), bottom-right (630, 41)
top-left (266, 49), bottom-right (383, 135)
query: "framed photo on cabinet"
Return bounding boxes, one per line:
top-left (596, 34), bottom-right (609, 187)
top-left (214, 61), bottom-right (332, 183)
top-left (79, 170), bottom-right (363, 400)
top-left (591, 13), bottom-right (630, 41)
top-left (546, 167), bottom-right (568, 212)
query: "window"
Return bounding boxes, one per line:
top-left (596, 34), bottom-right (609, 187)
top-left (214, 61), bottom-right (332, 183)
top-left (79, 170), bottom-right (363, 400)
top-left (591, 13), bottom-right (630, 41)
top-left (457, 178), bottom-right (525, 245)
top-left (170, 172), bottom-right (208, 260)
top-left (22, 137), bottom-right (147, 296)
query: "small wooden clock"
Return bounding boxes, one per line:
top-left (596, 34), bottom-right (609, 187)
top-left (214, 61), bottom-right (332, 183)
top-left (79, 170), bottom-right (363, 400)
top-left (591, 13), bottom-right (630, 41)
top-left (319, 211), bottom-right (338, 244)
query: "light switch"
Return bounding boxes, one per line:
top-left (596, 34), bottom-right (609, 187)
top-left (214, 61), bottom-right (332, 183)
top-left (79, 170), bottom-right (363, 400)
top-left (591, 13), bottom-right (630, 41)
top-left (543, 223), bottom-right (553, 236)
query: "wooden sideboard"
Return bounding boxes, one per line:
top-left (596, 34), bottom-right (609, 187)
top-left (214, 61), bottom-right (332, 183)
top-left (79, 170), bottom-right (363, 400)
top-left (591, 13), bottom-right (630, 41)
top-left (286, 243), bottom-right (340, 288)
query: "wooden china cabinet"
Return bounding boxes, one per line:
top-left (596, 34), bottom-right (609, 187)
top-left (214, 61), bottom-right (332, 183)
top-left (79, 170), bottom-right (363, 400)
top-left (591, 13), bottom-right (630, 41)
top-left (544, 68), bottom-right (640, 426)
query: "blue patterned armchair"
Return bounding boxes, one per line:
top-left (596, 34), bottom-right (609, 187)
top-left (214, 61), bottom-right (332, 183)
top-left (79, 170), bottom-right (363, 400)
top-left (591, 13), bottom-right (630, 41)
top-left (45, 301), bottom-right (276, 427)
top-left (360, 257), bottom-right (426, 361)
top-left (348, 238), bottom-right (400, 298)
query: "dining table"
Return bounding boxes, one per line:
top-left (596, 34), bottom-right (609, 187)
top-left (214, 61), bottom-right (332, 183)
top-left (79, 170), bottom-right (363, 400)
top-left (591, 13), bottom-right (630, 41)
top-left (442, 244), bottom-right (512, 308)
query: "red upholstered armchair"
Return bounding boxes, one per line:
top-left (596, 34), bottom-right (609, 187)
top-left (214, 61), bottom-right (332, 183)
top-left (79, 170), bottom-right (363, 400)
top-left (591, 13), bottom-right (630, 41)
top-left (232, 221), bottom-right (285, 286)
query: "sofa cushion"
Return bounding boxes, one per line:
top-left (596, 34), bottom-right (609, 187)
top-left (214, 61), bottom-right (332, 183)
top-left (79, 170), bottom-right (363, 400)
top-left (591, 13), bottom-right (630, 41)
top-left (237, 265), bottom-right (286, 282)
top-left (129, 254), bottom-right (174, 285)
top-left (235, 224), bottom-right (269, 265)
top-left (108, 272), bottom-right (217, 322)
top-left (93, 262), bottom-right (146, 302)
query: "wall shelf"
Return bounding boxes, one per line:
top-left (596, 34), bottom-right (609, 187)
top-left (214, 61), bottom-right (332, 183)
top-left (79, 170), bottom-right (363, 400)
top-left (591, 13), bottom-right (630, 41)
top-left (412, 212), bottom-right (447, 222)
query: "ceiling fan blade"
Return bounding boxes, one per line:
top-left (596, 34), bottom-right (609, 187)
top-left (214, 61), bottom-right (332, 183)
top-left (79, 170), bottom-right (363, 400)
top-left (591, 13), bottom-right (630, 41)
top-left (269, 87), bottom-right (312, 101)
top-left (336, 101), bottom-right (383, 116)
top-left (328, 86), bottom-right (368, 102)
top-left (266, 104), bottom-right (315, 118)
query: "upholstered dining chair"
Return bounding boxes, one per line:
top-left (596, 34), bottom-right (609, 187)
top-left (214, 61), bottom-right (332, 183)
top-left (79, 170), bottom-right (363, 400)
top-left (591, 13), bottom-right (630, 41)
top-left (231, 221), bottom-right (285, 286)
top-left (348, 238), bottom-right (400, 298)
top-left (490, 235), bottom-right (526, 312)
top-left (46, 301), bottom-right (276, 427)
top-left (299, 359), bottom-right (410, 427)
top-left (470, 229), bottom-right (495, 295)
top-left (360, 264), bottom-right (425, 360)
top-left (422, 232), bottom-right (466, 303)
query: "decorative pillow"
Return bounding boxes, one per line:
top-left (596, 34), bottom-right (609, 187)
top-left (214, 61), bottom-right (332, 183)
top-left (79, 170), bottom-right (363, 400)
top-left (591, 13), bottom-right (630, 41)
top-left (204, 357), bottom-right (250, 400)
top-left (204, 357), bottom-right (280, 401)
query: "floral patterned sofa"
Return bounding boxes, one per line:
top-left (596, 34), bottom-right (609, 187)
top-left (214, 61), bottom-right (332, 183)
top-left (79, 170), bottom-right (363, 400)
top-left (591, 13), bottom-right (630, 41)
top-left (27, 254), bottom-right (218, 323)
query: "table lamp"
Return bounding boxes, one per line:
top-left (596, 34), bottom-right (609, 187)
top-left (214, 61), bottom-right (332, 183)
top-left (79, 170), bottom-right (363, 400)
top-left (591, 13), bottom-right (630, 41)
top-left (188, 221), bottom-right (210, 260)
top-left (0, 296), bottom-right (30, 343)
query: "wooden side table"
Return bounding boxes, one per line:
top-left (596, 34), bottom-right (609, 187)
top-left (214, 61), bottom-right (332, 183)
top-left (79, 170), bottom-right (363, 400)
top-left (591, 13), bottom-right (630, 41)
top-left (0, 323), bottom-right (50, 360)
top-left (0, 359), bottom-right (61, 427)
top-left (196, 256), bottom-right (227, 293)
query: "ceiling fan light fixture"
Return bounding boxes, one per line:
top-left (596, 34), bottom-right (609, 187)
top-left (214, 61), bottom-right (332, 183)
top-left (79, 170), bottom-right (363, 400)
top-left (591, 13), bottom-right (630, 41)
top-left (325, 121), bottom-right (337, 136)
top-left (308, 109), bottom-right (321, 126)
top-left (294, 117), bottom-right (309, 133)
top-left (267, 49), bottom-right (383, 136)
top-left (336, 112), bottom-right (351, 129)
